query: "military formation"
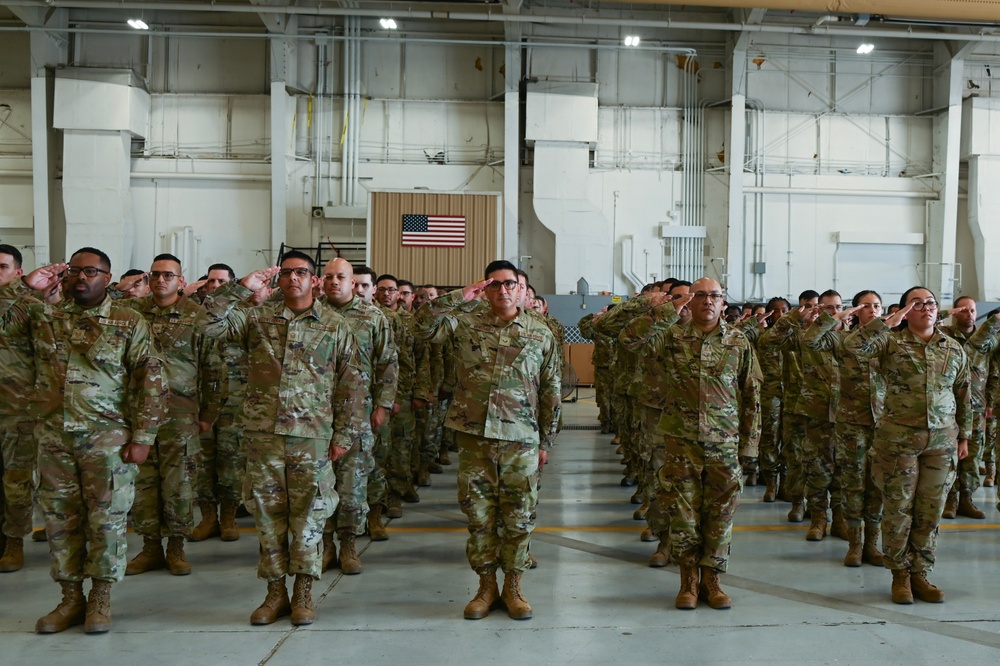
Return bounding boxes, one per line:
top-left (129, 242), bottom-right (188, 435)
top-left (0, 239), bottom-right (989, 630)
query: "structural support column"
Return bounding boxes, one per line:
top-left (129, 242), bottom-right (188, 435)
top-left (502, 19), bottom-right (522, 263)
top-left (269, 32), bottom-right (295, 259)
top-left (725, 33), bottom-right (749, 300)
top-left (926, 44), bottom-right (964, 302)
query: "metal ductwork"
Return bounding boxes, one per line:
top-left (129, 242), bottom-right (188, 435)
top-left (620, 0), bottom-right (1000, 24)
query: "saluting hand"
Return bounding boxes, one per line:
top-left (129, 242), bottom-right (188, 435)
top-left (835, 304), bottom-right (864, 322)
top-left (183, 279), bottom-right (208, 297)
top-left (23, 263), bottom-right (68, 293)
top-left (116, 271), bottom-right (148, 293)
top-left (462, 278), bottom-right (493, 301)
top-left (884, 301), bottom-right (915, 329)
top-left (240, 267), bottom-right (280, 292)
top-left (670, 292), bottom-right (695, 314)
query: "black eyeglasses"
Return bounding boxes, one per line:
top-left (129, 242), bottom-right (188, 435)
top-left (691, 292), bottom-right (724, 302)
top-left (278, 268), bottom-right (313, 278)
top-left (909, 300), bottom-right (938, 311)
top-left (149, 271), bottom-right (178, 281)
top-left (485, 280), bottom-right (519, 293)
top-left (376, 286), bottom-right (398, 294)
top-left (66, 266), bottom-right (110, 278)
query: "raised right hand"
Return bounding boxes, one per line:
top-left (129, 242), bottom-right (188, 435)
top-left (462, 278), bottom-right (493, 301)
top-left (240, 267), bottom-right (280, 292)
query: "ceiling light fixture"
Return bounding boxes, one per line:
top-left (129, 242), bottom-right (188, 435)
top-left (624, 35), bottom-right (640, 47)
top-left (856, 43), bottom-right (874, 54)
top-left (379, 18), bottom-right (397, 30)
top-left (127, 18), bottom-right (149, 30)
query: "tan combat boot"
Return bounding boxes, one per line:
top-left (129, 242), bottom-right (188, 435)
top-left (463, 573), bottom-right (500, 620)
top-left (290, 575), bottom-right (316, 625)
top-left (762, 474), bottom-right (777, 503)
top-left (805, 511), bottom-right (827, 541)
top-left (862, 524), bottom-right (883, 566)
top-left (699, 567), bottom-right (732, 609)
top-left (321, 531), bottom-right (337, 572)
top-left (942, 489), bottom-right (958, 519)
top-left (339, 532), bottom-right (362, 575)
top-left (633, 501), bottom-right (649, 521)
top-left (957, 492), bottom-right (985, 519)
top-left (501, 571), bottom-right (532, 620)
top-left (219, 500), bottom-right (240, 541)
top-left (985, 462), bottom-right (996, 488)
top-left (36, 581), bottom-right (86, 633)
top-left (843, 527), bottom-right (863, 567)
top-left (427, 460), bottom-right (443, 474)
top-left (189, 501), bottom-right (220, 542)
top-left (777, 474), bottom-right (790, 502)
top-left (910, 571), bottom-right (945, 603)
top-left (891, 569), bottom-right (913, 604)
top-left (125, 537), bottom-right (166, 575)
top-left (387, 495), bottom-right (403, 519)
top-left (830, 507), bottom-right (848, 541)
top-left (0, 536), bottom-right (25, 572)
top-left (251, 577), bottom-right (291, 625)
top-left (787, 500), bottom-right (805, 523)
top-left (416, 463), bottom-right (431, 488)
top-left (84, 579), bottom-right (113, 634)
top-left (648, 536), bottom-right (670, 568)
top-left (438, 452), bottom-right (452, 466)
top-left (640, 527), bottom-right (658, 542)
top-left (675, 565), bottom-right (699, 610)
top-left (166, 536), bottom-right (192, 575)
top-left (368, 505), bottom-right (389, 542)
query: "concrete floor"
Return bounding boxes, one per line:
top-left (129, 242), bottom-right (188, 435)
top-left (4, 388), bottom-right (1000, 664)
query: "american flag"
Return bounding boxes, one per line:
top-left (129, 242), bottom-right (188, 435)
top-left (401, 214), bottom-right (466, 248)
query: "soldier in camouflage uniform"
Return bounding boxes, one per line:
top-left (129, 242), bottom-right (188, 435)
top-left (763, 290), bottom-right (843, 542)
top-left (3, 248), bottom-right (166, 634)
top-left (638, 278), bottom-right (760, 610)
top-left (413, 260), bottom-right (560, 621)
top-left (0, 245), bottom-right (36, 573)
top-left (962, 309), bottom-right (1000, 513)
top-left (939, 297), bottom-right (989, 519)
top-left (620, 284), bottom-right (693, 566)
top-left (578, 311), bottom-right (615, 434)
top-left (844, 286), bottom-right (970, 605)
top-left (376, 274), bottom-right (419, 514)
top-left (803, 290), bottom-right (885, 566)
top-left (197, 252), bottom-right (366, 626)
top-left (320, 258), bottom-right (398, 573)
top-left (114, 254), bottom-right (221, 577)
top-left (184, 264), bottom-right (248, 543)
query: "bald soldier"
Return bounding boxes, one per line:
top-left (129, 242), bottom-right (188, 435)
top-left (320, 258), bottom-right (398, 572)
top-left (629, 277), bottom-right (760, 610)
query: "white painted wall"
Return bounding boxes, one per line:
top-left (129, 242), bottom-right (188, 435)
top-left (0, 27), bottom-right (993, 305)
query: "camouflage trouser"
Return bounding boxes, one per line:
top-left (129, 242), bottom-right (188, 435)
top-left (387, 402), bottom-right (416, 496)
top-left (413, 401), bottom-right (442, 468)
top-left (834, 423), bottom-right (882, 528)
top-left (368, 419), bottom-right (391, 510)
top-left (192, 409), bottom-right (245, 504)
top-left (435, 399), bottom-right (451, 458)
top-left (782, 412), bottom-right (809, 501)
top-left (35, 420), bottom-right (137, 583)
top-left (872, 422), bottom-right (957, 573)
top-left (985, 416), bottom-right (995, 466)
top-left (132, 417), bottom-right (196, 540)
top-left (594, 365), bottom-right (612, 429)
top-left (243, 432), bottom-right (338, 581)
top-left (949, 412), bottom-right (985, 496)
top-left (635, 405), bottom-right (666, 532)
top-left (0, 417), bottom-right (36, 538)
top-left (759, 394), bottom-right (783, 476)
top-left (660, 436), bottom-right (741, 573)
top-left (455, 432), bottom-right (538, 575)
top-left (803, 418), bottom-right (837, 516)
top-left (333, 426), bottom-right (375, 536)
top-left (611, 392), bottom-right (630, 441)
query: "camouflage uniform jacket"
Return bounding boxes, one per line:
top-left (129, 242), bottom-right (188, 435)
top-left (117, 295), bottom-right (222, 422)
top-left (197, 282), bottom-right (366, 447)
top-left (763, 312), bottom-right (840, 423)
top-left (413, 289), bottom-right (562, 449)
top-left (0, 281), bottom-right (37, 417)
top-left (327, 295), bottom-right (398, 411)
top-left (963, 318), bottom-right (1000, 414)
top-left (578, 313), bottom-right (614, 368)
top-left (619, 298), bottom-right (682, 409)
top-left (592, 298), bottom-right (641, 396)
top-left (802, 312), bottom-right (878, 426)
top-left (759, 315), bottom-right (810, 419)
top-left (380, 305), bottom-right (415, 404)
top-left (542, 313), bottom-right (566, 371)
top-left (739, 320), bottom-right (784, 398)
top-left (650, 319), bottom-right (762, 449)
top-left (844, 318), bottom-right (972, 438)
top-left (0, 292), bottom-right (165, 444)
